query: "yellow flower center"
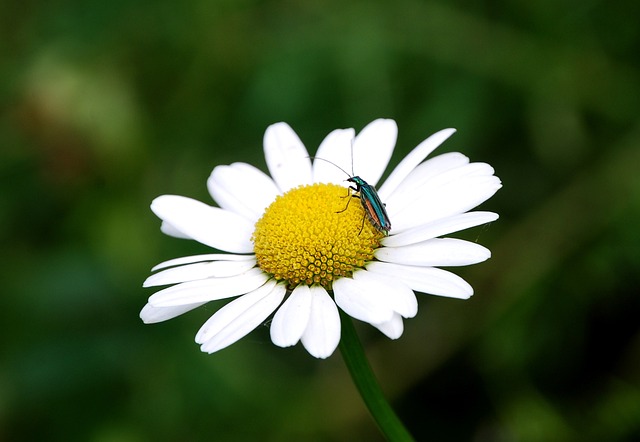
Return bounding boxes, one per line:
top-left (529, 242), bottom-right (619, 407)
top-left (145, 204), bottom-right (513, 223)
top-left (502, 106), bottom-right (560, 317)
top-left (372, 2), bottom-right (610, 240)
top-left (252, 183), bottom-right (384, 289)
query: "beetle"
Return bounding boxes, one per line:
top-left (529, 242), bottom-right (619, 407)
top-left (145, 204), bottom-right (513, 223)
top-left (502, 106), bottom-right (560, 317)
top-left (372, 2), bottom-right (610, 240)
top-left (343, 175), bottom-right (391, 234)
top-left (311, 156), bottom-right (391, 235)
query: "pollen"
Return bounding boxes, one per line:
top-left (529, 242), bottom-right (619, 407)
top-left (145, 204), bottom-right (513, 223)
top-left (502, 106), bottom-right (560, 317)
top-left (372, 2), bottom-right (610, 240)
top-left (252, 183), bottom-right (384, 289)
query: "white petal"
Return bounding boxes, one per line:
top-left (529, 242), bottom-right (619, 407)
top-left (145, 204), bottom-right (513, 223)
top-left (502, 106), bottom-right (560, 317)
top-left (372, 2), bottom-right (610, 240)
top-left (148, 267), bottom-right (269, 307)
top-left (377, 128), bottom-right (456, 200)
top-left (371, 313), bottom-right (404, 339)
top-left (300, 286), bottom-right (341, 359)
top-left (197, 281), bottom-right (287, 353)
top-left (160, 221), bottom-right (191, 239)
top-left (144, 259), bottom-right (257, 287)
top-left (140, 302), bottom-right (205, 324)
top-left (312, 128), bottom-right (355, 184)
top-left (333, 272), bottom-right (395, 324)
top-left (151, 253), bottom-right (255, 272)
top-left (270, 284), bottom-right (313, 347)
top-left (366, 261), bottom-right (474, 299)
top-left (386, 161), bottom-right (494, 219)
top-left (382, 211), bottom-right (499, 247)
top-left (353, 270), bottom-right (418, 318)
top-left (352, 119), bottom-right (397, 186)
top-left (151, 195), bottom-right (255, 253)
top-left (207, 163), bottom-right (279, 222)
top-left (375, 238), bottom-right (491, 267)
top-left (195, 280), bottom-right (276, 343)
top-left (394, 161), bottom-right (497, 208)
top-left (389, 175), bottom-right (502, 232)
top-left (385, 152), bottom-right (470, 205)
top-left (263, 122), bottom-right (312, 192)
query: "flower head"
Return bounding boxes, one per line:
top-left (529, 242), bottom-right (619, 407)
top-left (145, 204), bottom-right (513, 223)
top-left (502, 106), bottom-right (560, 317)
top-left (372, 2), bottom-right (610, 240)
top-left (141, 119), bottom-right (501, 358)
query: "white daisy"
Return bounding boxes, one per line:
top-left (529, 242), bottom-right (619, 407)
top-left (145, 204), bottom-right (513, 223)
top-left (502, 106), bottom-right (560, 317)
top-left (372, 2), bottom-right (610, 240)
top-left (141, 119), bottom-right (501, 359)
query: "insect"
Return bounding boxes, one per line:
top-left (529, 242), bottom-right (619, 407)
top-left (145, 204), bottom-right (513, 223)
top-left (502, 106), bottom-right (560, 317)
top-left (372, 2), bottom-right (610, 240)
top-left (311, 156), bottom-right (392, 235)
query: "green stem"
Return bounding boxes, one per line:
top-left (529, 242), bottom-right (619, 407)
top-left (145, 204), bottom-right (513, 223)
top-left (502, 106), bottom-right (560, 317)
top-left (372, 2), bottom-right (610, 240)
top-left (338, 310), bottom-right (415, 441)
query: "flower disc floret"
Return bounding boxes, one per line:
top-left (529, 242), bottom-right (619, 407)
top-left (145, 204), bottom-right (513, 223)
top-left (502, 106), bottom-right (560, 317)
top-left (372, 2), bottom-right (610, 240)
top-left (252, 183), bottom-right (384, 288)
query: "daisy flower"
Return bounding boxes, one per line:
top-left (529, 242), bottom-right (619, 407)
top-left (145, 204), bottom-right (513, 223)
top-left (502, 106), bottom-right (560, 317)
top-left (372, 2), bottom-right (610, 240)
top-left (141, 119), bottom-right (501, 359)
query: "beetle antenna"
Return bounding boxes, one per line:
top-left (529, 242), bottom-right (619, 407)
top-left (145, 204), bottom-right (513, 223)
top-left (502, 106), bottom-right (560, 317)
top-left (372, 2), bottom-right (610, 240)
top-left (306, 156), bottom-right (351, 178)
top-left (349, 139), bottom-right (355, 176)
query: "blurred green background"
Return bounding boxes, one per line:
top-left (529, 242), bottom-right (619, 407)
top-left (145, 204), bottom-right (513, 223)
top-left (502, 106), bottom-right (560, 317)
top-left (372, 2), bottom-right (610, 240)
top-left (2, 0), bottom-right (639, 440)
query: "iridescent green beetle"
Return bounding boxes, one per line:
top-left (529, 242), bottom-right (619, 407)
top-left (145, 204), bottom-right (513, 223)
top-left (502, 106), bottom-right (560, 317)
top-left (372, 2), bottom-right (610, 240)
top-left (344, 175), bottom-right (391, 234)
top-left (312, 157), bottom-right (391, 235)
